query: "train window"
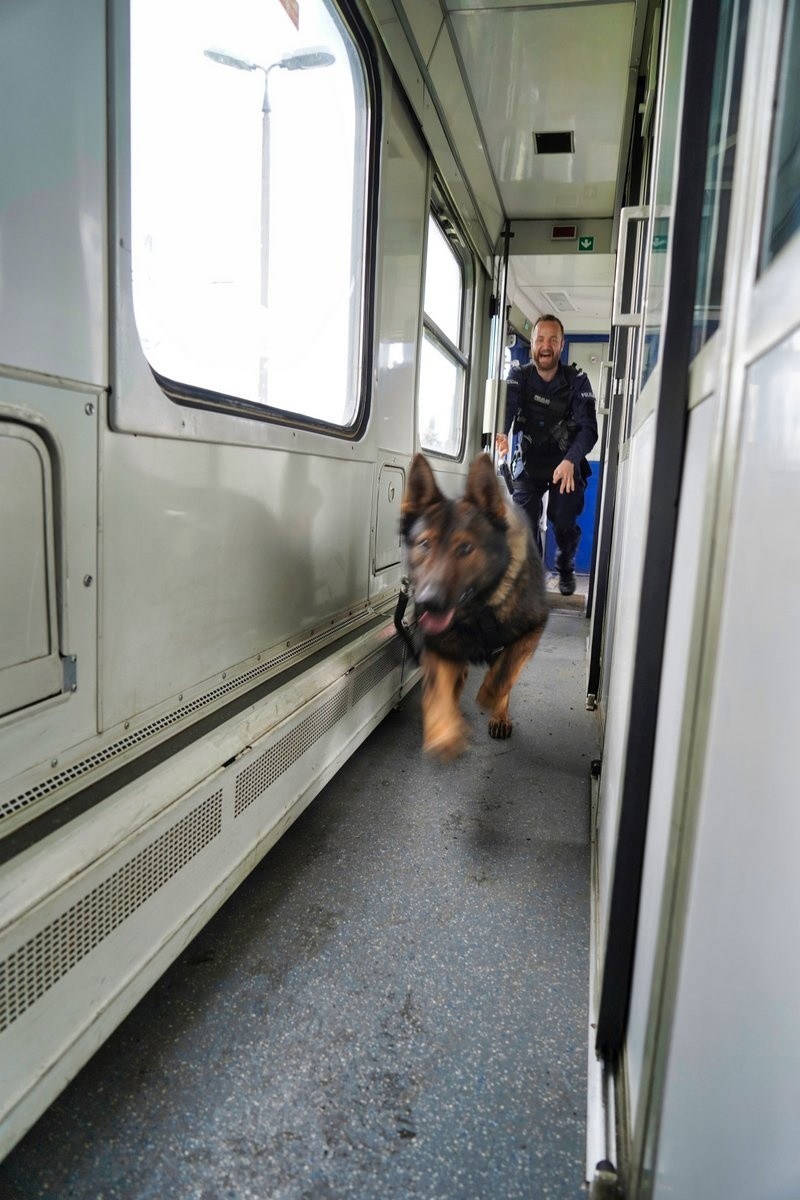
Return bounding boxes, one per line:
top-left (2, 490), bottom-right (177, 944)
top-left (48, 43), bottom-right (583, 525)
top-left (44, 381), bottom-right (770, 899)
top-left (691, 0), bottom-right (751, 355)
top-left (762, 0), bottom-right (800, 266)
top-left (418, 213), bottom-right (469, 457)
top-left (638, 0), bottom-right (687, 391)
top-left (130, 0), bottom-right (370, 431)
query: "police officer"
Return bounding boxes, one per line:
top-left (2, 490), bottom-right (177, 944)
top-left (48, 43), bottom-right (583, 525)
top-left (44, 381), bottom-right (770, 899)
top-left (496, 315), bottom-right (598, 596)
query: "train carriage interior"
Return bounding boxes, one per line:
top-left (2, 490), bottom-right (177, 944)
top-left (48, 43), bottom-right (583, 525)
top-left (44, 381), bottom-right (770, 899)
top-left (1, 0), bottom-right (799, 1197)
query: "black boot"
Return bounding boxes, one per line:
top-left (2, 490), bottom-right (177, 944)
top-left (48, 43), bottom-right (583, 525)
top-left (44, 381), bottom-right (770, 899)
top-left (556, 551), bottom-right (576, 596)
top-left (558, 569), bottom-right (576, 596)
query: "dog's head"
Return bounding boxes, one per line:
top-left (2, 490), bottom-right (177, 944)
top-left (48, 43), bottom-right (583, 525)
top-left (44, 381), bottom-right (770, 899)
top-left (401, 452), bottom-right (511, 636)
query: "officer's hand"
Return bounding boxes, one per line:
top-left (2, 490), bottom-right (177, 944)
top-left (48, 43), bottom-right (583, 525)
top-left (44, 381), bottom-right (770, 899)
top-left (495, 433), bottom-right (509, 458)
top-left (553, 459), bottom-right (575, 494)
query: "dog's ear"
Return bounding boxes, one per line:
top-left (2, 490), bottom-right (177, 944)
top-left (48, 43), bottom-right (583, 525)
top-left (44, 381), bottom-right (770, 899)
top-left (464, 453), bottom-right (508, 524)
top-left (402, 453), bottom-right (445, 521)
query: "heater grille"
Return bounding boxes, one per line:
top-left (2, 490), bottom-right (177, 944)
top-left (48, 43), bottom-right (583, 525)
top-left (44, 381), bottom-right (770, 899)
top-left (0, 639), bottom-right (404, 1034)
top-left (234, 687), bottom-right (349, 817)
top-left (352, 642), bottom-right (402, 706)
top-left (0, 790), bottom-right (223, 1033)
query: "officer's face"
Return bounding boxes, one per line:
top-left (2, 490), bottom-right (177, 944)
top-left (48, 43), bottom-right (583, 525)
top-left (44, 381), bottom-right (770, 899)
top-left (532, 322), bottom-right (564, 373)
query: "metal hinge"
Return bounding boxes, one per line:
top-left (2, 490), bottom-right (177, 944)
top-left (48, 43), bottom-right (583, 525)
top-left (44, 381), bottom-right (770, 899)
top-left (62, 654), bottom-right (78, 693)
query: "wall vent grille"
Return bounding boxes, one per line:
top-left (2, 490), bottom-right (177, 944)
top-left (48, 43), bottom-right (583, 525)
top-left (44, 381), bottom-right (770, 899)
top-left (0, 639), bottom-right (403, 1033)
top-left (533, 130), bottom-right (574, 154)
top-left (0, 791), bottom-right (222, 1033)
top-left (234, 687), bottom-right (349, 817)
top-left (541, 289), bottom-right (577, 313)
top-left (352, 644), bottom-right (401, 706)
top-left (2, 610), bottom-right (376, 829)
top-left (234, 642), bottom-right (401, 818)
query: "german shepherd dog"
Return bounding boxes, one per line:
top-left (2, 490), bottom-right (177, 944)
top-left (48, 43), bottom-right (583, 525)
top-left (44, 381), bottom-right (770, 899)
top-left (401, 452), bottom-right (548, 759)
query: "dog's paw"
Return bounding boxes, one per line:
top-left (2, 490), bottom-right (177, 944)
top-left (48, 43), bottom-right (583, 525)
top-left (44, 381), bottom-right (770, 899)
top-left (488, 716), bottom-right (513, 739)
top-left (424, 720), bottom-right (468, 760)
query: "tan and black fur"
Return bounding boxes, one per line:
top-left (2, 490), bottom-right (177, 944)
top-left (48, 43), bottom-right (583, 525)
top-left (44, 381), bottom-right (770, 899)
top-left (401, 451), bottom-right (548, 759)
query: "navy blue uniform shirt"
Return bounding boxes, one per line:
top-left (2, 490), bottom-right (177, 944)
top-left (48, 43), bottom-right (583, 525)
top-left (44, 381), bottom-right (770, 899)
top-left (504, 361), bottom-right (598, 469)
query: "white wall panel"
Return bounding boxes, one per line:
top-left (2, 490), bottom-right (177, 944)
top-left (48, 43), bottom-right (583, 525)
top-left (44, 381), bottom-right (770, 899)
top-left (653, 332), bottom-right (800, 1200)
top-left (0, 0), bottom-right (107, 386)
top-left (625, 394), bottom-right (715, 1122)
top-left (100, 435), bottom-right (374, 730)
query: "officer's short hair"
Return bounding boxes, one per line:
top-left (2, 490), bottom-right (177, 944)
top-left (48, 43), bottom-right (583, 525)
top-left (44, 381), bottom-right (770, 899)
top-left (533, 313), bottom-right (565, 339)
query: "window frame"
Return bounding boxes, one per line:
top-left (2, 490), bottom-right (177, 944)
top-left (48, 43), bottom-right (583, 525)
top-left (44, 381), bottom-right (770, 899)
top-left (417, 201), bottom-right (473, 461)
top-left (111, 0), bottom-right (381, 446)
top-left (759, 0), bottom-right (800, 269)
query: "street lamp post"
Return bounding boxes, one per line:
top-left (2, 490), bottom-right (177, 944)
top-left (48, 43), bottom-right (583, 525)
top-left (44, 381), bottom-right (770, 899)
top-left (204, 47), bottom-right (335, 399)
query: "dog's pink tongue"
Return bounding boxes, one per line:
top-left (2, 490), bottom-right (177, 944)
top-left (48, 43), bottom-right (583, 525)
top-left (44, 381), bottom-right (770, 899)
top-left (419, 608), bottom-right (455, 635)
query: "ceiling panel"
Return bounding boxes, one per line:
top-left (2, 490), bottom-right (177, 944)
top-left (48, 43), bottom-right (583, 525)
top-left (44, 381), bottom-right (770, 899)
top-left (448, 0), bottom-right (604, 9)
top-left (509, 253), bottom-right (617, 332)
top-left (449, 2), bottom-right (636, 220)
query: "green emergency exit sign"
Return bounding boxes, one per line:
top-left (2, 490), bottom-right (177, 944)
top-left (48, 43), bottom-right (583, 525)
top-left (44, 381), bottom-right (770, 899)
top-left (578, 236), bottom-right (594, 252)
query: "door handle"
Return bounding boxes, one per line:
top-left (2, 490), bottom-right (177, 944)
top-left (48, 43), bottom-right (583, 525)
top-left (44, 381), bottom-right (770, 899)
top-left (612, 206), bottom-right (649, 327)
top-left (612, 205), bottom-right (671, 327)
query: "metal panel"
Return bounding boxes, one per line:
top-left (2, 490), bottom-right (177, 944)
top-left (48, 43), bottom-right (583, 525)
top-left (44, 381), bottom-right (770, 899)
top-left (624, 394), bottom-right (714, 1123)
top-left (99, 432), bottom-right (375, 730)
top-left (0, 378), bottom-right (99, 796)
top-left (0, 0), bottom-right (107, 386)
top-left (652, 333), bottom-right (800, 1200)
top-left (425, 28), bottom-right (504, 245)
top-left (449, 2), bottom-right (635, 219)
top-left (595, 0), bottom-right (725, 1056)
top-left (373, 464), bottom-right (405, 572)
top-left (622, 3), bottom-right (793, 1185)
top-left (401, 0), bottom-right (445, 63)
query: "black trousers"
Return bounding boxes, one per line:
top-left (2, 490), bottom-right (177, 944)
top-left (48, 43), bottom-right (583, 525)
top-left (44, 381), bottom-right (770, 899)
top-left (511, 473), bottom-right (586, 570)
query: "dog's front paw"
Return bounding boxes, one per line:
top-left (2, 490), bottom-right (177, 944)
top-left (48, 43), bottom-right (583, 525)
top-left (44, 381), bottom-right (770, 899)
top-left (424, 718), bottom-right (468, 760)
top-left (488, 716), bottom-right (513, 739)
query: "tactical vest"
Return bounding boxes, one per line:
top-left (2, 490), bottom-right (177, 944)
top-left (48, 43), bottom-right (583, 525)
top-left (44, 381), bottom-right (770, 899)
top-left (510, 362), bottom-right (581, 481)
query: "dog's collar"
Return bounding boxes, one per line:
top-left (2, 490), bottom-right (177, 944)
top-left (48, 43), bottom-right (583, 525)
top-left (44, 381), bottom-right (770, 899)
top-left (396, 575), bottom-right (509, 663)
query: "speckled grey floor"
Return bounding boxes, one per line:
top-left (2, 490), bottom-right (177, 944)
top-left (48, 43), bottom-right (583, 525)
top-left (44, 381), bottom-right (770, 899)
top-left (0, 611), bottom-right (598, 1200)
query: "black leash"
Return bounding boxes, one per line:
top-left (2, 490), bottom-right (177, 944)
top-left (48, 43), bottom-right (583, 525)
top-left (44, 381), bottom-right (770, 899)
top-left (393, 576), bottom-right (421, 665)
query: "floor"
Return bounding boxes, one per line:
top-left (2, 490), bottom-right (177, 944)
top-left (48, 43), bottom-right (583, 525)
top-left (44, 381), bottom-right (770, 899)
top-left (0, 608), bottom-right (598, 1200)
